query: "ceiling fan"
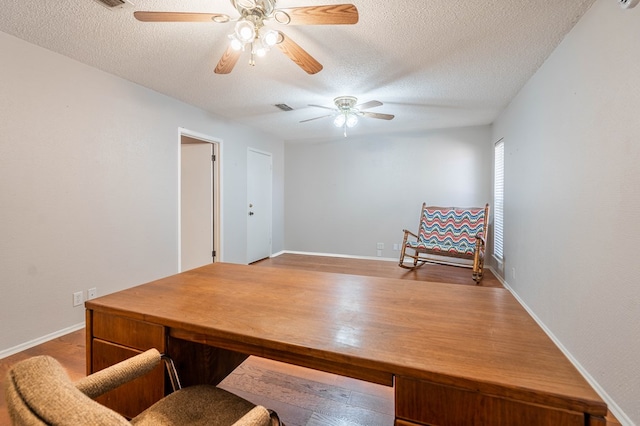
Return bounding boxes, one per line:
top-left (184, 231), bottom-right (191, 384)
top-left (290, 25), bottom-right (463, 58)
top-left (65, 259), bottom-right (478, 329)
top-left (133, 0), bottom-right (358, 74)
top-left (301, 96), bottom-right (395, 136)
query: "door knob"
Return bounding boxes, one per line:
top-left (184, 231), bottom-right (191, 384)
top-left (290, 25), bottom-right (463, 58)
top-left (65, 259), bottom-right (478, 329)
top-left (249, 211), bottom-right (254, 216)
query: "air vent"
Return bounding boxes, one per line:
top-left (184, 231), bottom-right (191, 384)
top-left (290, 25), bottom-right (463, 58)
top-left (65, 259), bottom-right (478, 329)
top-left (92, 0), bottom-right (134, 10)
top-left (274, 104), bottom-right (294, 112)
top-left (619, 0), bottom-right (639, 8)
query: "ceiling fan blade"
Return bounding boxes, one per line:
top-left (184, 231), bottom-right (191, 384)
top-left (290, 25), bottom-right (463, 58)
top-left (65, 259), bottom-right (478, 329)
top-left (214, 46), bottom-right (242, 74)
top-left (300, 114), bottom-right (333, 123)
top-left (276, 4), bottom-right (358, 25)
top-left (356, 100), bottom-right (383, 110)
top-left (308, 104), bottom-right (336, 111)
top-left (362, 111), bottom-right (395, 120)
top-left (134, 11), bottom-right (230, 23)
top-left (276, 33), bottom-right (323, 74)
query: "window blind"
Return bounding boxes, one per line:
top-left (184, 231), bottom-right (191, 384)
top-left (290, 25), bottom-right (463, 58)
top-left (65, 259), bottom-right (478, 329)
top-left (494, 140), bottom-right (504, 260)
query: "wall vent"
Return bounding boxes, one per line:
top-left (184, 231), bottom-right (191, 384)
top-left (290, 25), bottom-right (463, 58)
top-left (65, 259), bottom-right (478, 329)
top-left (274, 104), bottom-right (294, 111)
top-left (92, 0), bottom-right (134, 10)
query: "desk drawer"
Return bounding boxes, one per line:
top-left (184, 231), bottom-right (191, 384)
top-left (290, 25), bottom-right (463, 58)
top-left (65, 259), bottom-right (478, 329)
top-left (395, 377), bottom-right (584, 426)
top-left (92, 311), bottom-right (165, 351)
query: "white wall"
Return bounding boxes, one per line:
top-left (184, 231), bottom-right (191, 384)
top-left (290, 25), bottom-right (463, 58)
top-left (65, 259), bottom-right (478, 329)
top-left (0, 31), bottom-right (284, 355)
top-left (285, 126), bottom-right (493, 257)
top-left (492, 0), bottom-right (640, 423)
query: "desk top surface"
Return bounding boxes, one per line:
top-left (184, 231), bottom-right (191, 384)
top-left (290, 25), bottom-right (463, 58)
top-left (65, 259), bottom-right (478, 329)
top-left (86, 262), bottom-right (606, 416)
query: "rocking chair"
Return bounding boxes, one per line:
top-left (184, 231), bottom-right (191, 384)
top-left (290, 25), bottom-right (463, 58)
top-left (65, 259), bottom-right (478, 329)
top-left (399, 203), bottom-right (489, 283)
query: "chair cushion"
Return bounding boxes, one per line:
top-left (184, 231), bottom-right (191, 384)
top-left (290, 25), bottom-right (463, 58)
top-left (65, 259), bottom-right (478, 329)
top-left (131, 385), bottom-right (271, 426)
top-left (406, 240), bottom-right (476, 256)
top-left (6, 355), bottom-right (130, 425)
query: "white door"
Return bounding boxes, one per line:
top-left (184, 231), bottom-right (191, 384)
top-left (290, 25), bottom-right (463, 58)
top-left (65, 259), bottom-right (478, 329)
top-left (247, 149), bottom-right (272, 263)
top-left (181, 142), bottom-right (213, 271)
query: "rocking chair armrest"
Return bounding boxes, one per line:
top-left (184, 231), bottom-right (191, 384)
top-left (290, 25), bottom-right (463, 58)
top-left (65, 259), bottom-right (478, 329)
top-left (403, 229), bottom-right (418, 239)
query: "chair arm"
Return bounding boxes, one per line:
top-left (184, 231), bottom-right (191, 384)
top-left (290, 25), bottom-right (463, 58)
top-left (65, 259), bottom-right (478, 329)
top-left (75, 349), bottom-right (161, 399)
top-left (403, 229), bottom-right (418, 239)
top-left (231, 405), bottom-right (279, 426)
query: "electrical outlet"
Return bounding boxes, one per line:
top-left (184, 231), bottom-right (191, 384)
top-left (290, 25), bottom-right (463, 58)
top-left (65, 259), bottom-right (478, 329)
top-left (512, 267), bottom-right (516, 280)
top-left (376, 242), bottom-right (384, 250)
top-left (87, 287), bottom-right (97, 300)
top-left (73, 291), bottom-right (83, 307)
top-left (376, 249), bottom-right (382, 257)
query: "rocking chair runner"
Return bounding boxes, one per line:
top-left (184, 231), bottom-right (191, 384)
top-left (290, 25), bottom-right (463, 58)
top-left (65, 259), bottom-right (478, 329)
top-left (399, 203), bottom-right (490, 283)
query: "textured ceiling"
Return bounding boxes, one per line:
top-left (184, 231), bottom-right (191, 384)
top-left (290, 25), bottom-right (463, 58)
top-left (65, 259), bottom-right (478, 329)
top-left (0, 0), bottom-right (595, 142)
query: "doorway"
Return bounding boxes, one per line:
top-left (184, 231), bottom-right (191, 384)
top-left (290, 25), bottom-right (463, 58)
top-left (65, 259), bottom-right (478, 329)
top-left (179, 130), bottom-right (221, 271)
top-left (247, 148), bottom-right (272, 264)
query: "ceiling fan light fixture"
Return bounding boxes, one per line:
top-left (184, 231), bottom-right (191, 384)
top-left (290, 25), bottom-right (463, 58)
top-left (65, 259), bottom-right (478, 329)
top-left (254, 40), bottom-right (268, 57)
top-left (303, 96), bottom-right (392, 137)
top-left (134, 1), bottom-right (359, 74)
top-left (346, 113), bottom-right (358, 128)
top-left (235, 20), bottom-right (256, 43)
top-left (261, 29), bottom-right (279, 47)
top-left (232, 0), bottom-right (275, 17)
top-left (229, 35), bottom-right (244, 51)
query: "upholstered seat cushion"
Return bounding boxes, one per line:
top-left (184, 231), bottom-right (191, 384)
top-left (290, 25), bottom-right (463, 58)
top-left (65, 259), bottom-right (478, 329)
top-left (6, 355), bottom-right (130, 425)
top-left (131, 386), bottom-right (271, 426)
top-left (406, 240), bottom-right (476, 256)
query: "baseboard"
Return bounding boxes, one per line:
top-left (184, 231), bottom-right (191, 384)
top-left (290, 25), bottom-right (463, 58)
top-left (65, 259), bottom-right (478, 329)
top-left (488, 266), bottom-right (632, 425)
top-left (0, 322), bottom-right (85, 360)
top-left (273, 250), bottom-right (399, 263)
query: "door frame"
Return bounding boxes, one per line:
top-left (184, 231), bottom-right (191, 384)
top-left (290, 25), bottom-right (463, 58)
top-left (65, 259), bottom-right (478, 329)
top-left (178, 127), bottom-right (222, 271)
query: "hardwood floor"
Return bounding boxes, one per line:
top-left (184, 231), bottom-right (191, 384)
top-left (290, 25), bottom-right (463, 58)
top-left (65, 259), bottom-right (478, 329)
top-left (219, 355), bottom-right (394, 426)
top-left (253, 253), bottom-right (503, 288)
top-left (0, 254), bottom-right (620, 425)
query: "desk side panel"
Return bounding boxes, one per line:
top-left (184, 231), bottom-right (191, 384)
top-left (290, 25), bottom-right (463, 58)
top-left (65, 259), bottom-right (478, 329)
top-left (87, 310), bottom-right (167, 418)
top-left (396, 376), bottom-right (586, 426)
top-left (92, 340), bottom-right (165, 419)
top-left (85, 309), bottom-right (94, 375)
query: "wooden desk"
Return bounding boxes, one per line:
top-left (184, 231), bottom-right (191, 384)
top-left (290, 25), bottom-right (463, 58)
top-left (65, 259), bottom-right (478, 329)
top-left (85, 263), bottom-right (607, 425)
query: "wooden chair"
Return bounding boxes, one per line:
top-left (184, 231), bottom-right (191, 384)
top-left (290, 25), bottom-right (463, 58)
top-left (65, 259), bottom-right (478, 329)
top-left (4, 348), bottom-right (282, 426)
top-left (399, 203), bottom-right (489, 283)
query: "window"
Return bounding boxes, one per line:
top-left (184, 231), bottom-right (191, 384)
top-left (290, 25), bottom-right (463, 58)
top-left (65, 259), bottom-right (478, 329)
top-left (494, 139), bottom-right (504, 260)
